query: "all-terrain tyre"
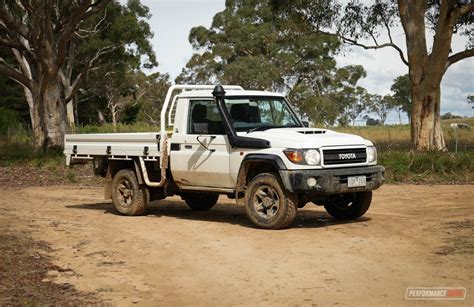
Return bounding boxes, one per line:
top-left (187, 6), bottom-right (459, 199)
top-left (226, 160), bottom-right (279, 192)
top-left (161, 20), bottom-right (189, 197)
top-left (182, 193), bottom-right (219, 211)
top-left (244, 173), bottom-right (297, 229)
top-left (111, 169), bottom-right (149, 216)
top-left (323, 191), bottom-right (372, 220)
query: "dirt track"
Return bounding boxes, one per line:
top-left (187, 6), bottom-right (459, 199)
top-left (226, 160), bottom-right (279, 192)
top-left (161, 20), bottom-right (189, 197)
top-left (1, 184), bottom-right (473, 306)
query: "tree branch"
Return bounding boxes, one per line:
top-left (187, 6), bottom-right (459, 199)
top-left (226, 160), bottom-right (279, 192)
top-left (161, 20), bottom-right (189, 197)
top-left (0, 37), bottom-right (25, 50)
top-left (447, 48), bottom-right (474, 67)
top-left (0, 58), bottom-right (33, 90)
top-left (64, 44), bottom-right (118, 103)
top-left (0, 6), bottom-right (29, 39)
top-left (56, 0), bottom-right (111, 68)
top-left (319, 30), bottom-right (409, 66)
top-left (455, 3), bottom-right (474, 18)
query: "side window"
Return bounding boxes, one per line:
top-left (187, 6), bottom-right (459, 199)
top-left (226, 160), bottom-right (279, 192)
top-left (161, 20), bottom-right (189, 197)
top-left (188, 100), bottom-right (225, 135)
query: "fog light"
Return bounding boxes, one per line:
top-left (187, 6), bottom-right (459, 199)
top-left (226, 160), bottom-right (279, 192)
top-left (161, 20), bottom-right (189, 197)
top-left (307, 177), bottom-right (317, 187)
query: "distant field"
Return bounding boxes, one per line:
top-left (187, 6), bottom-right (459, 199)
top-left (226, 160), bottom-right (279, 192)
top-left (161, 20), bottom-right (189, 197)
top-left (335, 118), bottom-right (474, 152)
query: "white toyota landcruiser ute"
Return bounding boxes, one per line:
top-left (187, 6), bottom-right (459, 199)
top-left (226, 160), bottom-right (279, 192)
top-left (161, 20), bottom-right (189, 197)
top-left (65, 85), bottom-right (384, 229)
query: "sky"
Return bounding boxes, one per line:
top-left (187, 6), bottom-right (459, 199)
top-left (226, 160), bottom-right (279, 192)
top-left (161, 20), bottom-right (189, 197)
top-left (141, 0), bottom-right (474, 124)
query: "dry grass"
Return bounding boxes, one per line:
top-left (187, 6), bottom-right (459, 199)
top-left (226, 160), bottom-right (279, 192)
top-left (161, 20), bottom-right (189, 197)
top-left (334, 117), bottom-right (474, 152)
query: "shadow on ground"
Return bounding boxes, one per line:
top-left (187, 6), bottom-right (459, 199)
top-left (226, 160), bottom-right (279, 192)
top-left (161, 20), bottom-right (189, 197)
top-left (67, 200), bottom-right (371, 229)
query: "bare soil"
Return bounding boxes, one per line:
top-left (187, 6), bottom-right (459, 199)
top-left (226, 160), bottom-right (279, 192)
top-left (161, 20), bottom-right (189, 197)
top-left (0, 184), bottom-right (473, 306)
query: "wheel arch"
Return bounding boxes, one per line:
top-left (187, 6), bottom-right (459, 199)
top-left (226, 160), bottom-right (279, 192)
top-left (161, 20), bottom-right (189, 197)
top-left (236, 154), bottom-right (291, 196)
top-left (104, 159), bottom-right (144, 199)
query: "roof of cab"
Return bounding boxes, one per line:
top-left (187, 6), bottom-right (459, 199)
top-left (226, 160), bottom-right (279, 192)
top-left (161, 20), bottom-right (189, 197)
top-left (178, 89), bottom-right (285, 98)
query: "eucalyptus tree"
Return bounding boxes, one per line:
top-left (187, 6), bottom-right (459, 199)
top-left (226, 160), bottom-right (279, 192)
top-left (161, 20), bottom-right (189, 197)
top-left (177, 0), bottom-right (368, 125)
top-left (390, 74), bottom-right (412, 124)
top-left (0, 0), bottom-right (111, 148)
top-left (273, 0), bottom-right (474, 151)
top-left (468, 95), bottom-right (474, 108)
top-left (0, 0), bottom-right (157, 147)
top-left (73, 0), bottom-right (158, 126)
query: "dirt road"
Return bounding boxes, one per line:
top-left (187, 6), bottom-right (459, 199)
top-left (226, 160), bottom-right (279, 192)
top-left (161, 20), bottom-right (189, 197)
top-left (1, 184), bottom-right (472, 306)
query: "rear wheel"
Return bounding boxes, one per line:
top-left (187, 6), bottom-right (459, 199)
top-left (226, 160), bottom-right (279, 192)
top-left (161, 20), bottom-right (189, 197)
top-left (244, 173), bottom-right (297, 229)
top-left (182, 193), bottom-right (219, 211)
top-left (323, 191), bottom-right (372, 220)
top-left (111, 169), bottom-right (149, 216)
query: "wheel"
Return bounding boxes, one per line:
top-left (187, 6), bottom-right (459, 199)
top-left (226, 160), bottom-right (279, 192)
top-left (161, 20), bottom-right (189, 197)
top-left (323, 191), bottom-right (372, 220)
top-left (182, 192), bottom-right (219, 211)
top-left (111, 169), bottom-right (149, 216)
top-left (244, 173), bottom-right (297, 229)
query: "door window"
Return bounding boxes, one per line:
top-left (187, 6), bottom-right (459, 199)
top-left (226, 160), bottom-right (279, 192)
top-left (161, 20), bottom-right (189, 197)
top-left (188, 100), bottom-right (225, 135)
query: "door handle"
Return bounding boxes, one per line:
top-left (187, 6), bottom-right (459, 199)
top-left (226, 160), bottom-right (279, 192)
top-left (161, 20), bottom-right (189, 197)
top-left (184, 145), bottom-right (192, 149)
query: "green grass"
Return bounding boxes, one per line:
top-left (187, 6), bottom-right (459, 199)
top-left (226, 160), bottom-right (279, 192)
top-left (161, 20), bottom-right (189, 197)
top-left (75, 122), bottom-right (160, 134)
top-left (0, 141), bottom-right (63, 167)
top-left (379, 150), bottom-right (474, 183)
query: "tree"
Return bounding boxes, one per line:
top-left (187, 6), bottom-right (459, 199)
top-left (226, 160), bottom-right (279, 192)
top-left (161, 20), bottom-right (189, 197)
top-left (134, 72), bottom-right (171, 125)
top-left (288, 65), bottom-right (368, 126)
top-left (0, 0), bottom-right (112, 148)
top-left (178, 0), bottom-right (368, 126)
top-left (367, 94), bottom-right (393, 125)
top-left (341, 86), bottom-right (369, 126)
top-left (273, 0), bottom-right (474, 151)
top-left (390, 74), bottom-right (412, 124)
top-left (72, 0), bottom-right (158, 127)
top-left (440, 112), bottom-right (462, 119)
top-left (468, 95), bottom-right (474, 108)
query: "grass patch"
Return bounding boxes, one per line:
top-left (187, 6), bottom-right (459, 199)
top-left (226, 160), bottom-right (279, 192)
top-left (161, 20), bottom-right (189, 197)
top-left (380, 150), bottom-right (474, 183)
top-left (76, 122), bottom-right (160, 133)
top-left (0, 141), bottom-right (63, 167)
top-left (335, 120), bottom-right (474, 152)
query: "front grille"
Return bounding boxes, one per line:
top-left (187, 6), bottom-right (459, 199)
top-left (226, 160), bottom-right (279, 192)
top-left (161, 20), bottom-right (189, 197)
top-left (322, 148), bottom-right (367, 165)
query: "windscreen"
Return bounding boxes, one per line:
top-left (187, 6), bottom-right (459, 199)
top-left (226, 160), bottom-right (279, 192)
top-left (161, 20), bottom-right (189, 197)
top-left (224, 97), bottom-right (301, 132)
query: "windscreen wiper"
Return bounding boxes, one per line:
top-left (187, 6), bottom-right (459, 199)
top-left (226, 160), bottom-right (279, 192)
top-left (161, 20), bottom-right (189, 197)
top-left (247, 125), bottom-right (273, 133)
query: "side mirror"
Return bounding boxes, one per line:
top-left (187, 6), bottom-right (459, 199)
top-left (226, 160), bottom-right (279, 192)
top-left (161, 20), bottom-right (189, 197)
top-left (302, 121), bottom-right (309, 127)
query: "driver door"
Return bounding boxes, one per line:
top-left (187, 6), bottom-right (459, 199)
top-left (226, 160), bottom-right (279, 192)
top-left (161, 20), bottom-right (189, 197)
top-left (170, 100), bottom-right (233, 189)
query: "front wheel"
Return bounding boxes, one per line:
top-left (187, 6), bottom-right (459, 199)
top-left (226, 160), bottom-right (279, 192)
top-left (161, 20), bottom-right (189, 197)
top-left (244, 173), bottom-right (297, 229)
top-left (111, 169), bottom-right (149, 216)
top-left (323, 191), bottom-right (372, 220)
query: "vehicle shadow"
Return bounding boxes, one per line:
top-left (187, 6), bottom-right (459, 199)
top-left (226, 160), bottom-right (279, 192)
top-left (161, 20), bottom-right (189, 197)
top-left (66, 200), bottom-right (371, 230)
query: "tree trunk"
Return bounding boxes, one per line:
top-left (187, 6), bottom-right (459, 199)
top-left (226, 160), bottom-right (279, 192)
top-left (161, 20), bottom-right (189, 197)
top-left (111, 105), bottom-right (118, 132)
top-left (411, 82), bottom-right (446, 151)
top-left (41, 79), bottom-right (68, 148)
top-left (30, 101), bottom-right (46, 149)
top-left (21, 86), bottom-right (44, 148)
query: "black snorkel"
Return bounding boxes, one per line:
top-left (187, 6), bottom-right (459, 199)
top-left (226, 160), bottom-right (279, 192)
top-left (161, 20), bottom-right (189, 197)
top-left (213, 85), bottom-right (271, 149)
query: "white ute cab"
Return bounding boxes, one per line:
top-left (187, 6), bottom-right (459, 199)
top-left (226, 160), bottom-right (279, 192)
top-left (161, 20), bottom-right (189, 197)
top-left (65, 85), bottom-right (384, 229)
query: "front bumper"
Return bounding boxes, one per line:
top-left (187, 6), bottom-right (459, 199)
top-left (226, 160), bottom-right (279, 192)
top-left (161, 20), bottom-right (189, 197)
top-left (279, 165), bottom-right (385, 194)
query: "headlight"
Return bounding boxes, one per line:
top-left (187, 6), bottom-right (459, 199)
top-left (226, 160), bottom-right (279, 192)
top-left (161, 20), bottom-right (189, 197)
top-left (304, 149), bottom-right (321, 165)
top-left (284, 149), bottom-right (321, 165)
top-left (367, 146), bottom-right (377, 163)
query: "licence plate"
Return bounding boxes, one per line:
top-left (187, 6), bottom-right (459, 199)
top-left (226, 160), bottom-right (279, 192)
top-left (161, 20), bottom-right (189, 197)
top-left (348, 176), bottom-right (366, 187)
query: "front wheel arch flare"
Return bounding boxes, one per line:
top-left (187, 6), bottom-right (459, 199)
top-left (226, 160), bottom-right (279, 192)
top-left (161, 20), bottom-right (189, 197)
top-left (236, 154), bottom-right (287, 195)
